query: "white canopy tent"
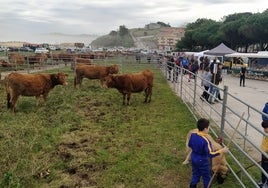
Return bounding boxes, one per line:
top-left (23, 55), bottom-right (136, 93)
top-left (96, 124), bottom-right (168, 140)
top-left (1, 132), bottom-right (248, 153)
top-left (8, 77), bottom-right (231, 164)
top-left (225, 52), bottom-right (268, 59)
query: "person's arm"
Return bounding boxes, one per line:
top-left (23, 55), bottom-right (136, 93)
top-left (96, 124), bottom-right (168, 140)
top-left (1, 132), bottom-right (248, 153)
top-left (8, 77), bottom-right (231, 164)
top-left (202, 135), bottom-right (229, 158)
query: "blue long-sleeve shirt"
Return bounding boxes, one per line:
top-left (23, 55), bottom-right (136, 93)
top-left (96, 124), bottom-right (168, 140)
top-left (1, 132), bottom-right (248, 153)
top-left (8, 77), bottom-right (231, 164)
top-left (189, 132), bottom-right (221, 161)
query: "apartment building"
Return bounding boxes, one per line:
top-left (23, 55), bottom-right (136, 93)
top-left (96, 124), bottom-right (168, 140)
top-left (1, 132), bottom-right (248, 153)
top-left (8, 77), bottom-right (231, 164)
top-left (156, 27), bottom-right (185, 51)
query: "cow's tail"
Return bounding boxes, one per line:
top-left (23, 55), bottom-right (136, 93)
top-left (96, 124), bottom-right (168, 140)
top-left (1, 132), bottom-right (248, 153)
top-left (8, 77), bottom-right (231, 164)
top-left (4, 78), bottom-right (12, 109)
top-left (74, 75), bottom-right (77, 88)
top-left (7, 92), bottom-right (11, 109)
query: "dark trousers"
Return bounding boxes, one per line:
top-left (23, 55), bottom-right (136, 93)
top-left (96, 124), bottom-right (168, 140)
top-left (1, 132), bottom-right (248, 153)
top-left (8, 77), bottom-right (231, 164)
top-left (190, 158), bottom-right (211, 188)
top-left (240, 75), bottom-right (245, 86)
top-left (261, 154), bottom-right (268, 184)
top-left (202, 86), bottom-right (209, 101)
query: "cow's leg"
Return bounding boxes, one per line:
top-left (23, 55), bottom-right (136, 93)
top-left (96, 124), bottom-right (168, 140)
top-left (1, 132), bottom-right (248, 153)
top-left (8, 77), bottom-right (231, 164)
top-left (147, 87), bottom-right (152, 102)
top-left (144, 89), bottom-right (149, 103)
top-left (75, 75), bottom-right (82, 88)
top-left (100, 78), bottom-right (104, 86)
top-left (10, 94), bottom-right (19, 113)
top-left (79, 77), bottom-right (83, 88)
top-left (42, 93), bottom-right (49, 105)
top-left (182, 150), bottom-right (191, 164)
top-left (74, 74), bottom-right (82, 88)
top-left (126, 93), bottom-right (131, 105)
top-left (122, 94), bottom-right (126, 105)
top-left (35, 95), bottom-right (43, 107)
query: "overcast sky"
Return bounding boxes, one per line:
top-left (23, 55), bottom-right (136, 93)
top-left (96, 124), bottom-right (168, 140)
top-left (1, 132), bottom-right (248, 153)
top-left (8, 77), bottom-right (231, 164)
top-left (0, 0), bottom-right (267, 44)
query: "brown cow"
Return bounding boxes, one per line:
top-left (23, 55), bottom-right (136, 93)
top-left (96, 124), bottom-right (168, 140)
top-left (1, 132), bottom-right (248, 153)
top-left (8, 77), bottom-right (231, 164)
top-left (71, 57), bottom-right (92, 70)
top-left (74, 64), bottom-right (119, 88)
top-left (27, 53), bottom-right (48, 68)
top-left (75, 57), bottom-right (91, 65)
top-left (102, 69), bottom-right (154, 105)
top-left (8, 53), bottom-right (26, 65)
top-left (5, 72), bottom-right (68, 113)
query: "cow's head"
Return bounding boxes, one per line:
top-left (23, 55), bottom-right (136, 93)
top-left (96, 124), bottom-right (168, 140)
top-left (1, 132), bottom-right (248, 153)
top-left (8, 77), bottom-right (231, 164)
top-left (52, 72), bottom-right (68, 86)
top-left (109, 64), bottom-right (119, 74)
top-left (216, 171), bottom-right (227, 184)
top-left (102, 74), bottom-right (114, 88)
top-left (214, 164), bottom-right (228, 184)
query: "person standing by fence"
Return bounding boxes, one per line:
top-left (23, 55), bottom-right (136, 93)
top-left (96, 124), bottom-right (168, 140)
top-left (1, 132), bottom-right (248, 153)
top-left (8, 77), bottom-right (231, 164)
top-left (191, 59), bottom-right (199, 80)
top-left (208, 62), bottom-right (223, 104)
top-left (167, 56), bottom-right (174, 81)
top-left (240, 64), bottom-right (247, 87)
top-left (201, 67), bottom-right (212, 102)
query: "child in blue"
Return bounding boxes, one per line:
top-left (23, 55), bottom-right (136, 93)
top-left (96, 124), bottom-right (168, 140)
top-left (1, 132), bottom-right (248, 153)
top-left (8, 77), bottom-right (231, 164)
top-left (259, 102), bottom-right (268, 188)
top-left (188, 118), bottom-right (229, 188)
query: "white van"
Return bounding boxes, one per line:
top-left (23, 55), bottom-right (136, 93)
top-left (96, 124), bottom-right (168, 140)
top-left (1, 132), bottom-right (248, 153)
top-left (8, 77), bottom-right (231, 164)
top-left (35, 48), bottom-right (49, 53)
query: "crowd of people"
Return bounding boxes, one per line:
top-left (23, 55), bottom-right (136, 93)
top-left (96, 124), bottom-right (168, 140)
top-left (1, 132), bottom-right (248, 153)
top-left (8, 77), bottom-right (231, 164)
top-left (163, 53), bottom-right (226, 104)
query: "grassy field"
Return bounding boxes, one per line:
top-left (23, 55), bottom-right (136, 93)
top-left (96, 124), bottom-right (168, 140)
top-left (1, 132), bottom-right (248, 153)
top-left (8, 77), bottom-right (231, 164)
top-left (0, 61), bottom-right (243, 187)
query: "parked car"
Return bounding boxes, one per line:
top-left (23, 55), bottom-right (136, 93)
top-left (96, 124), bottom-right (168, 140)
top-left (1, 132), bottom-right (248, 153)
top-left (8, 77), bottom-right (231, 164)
top-left (20, 47), bottom-right (34, 52)
top-left (35, 48), bottom-right (49, 53)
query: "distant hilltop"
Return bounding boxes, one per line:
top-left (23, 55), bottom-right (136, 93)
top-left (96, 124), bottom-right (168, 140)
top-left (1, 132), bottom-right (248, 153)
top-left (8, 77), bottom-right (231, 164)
top-left (45, 32), bottom-right (99, 38)
top-left (0, 32), bottom-right (99, 46)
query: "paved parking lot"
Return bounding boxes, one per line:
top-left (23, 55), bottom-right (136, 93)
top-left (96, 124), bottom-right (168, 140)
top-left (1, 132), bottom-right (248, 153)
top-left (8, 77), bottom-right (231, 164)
top-left (221, 73), bottom-right (268, 114)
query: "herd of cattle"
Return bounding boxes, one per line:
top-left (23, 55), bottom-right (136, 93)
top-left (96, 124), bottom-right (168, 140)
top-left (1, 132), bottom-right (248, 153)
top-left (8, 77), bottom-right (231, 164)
top-left (3, 63), bottom-right (154, 113)
top-left (0, 52), bottom-right (108, 68)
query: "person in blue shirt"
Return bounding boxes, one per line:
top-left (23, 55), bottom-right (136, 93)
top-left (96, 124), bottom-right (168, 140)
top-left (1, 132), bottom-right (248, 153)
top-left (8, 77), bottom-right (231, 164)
top-left (188, 118), bottom-right (229, 188)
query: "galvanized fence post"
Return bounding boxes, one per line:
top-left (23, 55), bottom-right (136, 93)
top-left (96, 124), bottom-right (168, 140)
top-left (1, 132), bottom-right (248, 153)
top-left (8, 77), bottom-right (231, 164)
top-left (220, 85), bottom-right (228, 136)
top-left (193, 73), bottom-right (197, 107)
top-left (180, 66), bottom-right (183, 97)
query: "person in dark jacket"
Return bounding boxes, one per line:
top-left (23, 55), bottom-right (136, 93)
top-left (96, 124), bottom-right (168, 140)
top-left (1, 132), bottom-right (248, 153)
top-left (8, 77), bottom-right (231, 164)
top-left (240, 65), bottom-right (247, 87)
top-left (208, 63), bottom-right (223, 104)
top-left (201, 67), bottom-right (212, 101)
top-left (191, 59), bottom-right (199, 79)
top-left (189, 118), bottom-right (229, 188)
top-left (166, 56), bottom-right (174, 80)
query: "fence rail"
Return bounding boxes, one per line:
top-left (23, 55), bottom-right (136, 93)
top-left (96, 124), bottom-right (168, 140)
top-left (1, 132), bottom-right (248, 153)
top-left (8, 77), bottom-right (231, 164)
top-left (161, 62), bottom-right (268, 187)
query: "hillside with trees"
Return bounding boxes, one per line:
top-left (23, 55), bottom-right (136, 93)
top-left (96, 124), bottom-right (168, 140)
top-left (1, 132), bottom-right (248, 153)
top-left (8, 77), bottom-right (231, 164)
top-left (176, 9), bottom-right (268, 52)
top-left (91, 22), bottom-right (170, 49)
top-left (91, 25), bottom-right (134, 49)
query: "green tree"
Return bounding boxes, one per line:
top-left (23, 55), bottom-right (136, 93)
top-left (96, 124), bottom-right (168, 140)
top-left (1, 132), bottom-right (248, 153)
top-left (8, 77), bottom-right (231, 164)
top-left (109, 31), bottom-right (117, 36)
top-left (220, 12), bottom-right (252, 50)
top-left (119, 25), bottom-right (129, 36)
top-left (240, 11), bottom-right (268, 51)
top-left (176, 18), bottom-right (221, 51)
top-left (156, 21), bottom-right (171, 27)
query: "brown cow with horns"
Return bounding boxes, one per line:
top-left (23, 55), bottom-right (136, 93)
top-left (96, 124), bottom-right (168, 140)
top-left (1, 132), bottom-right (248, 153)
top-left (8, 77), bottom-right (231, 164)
top-left (4, 72), bottom-right (68, 113)
top-left (102, 69), bottom-right (154, 105)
